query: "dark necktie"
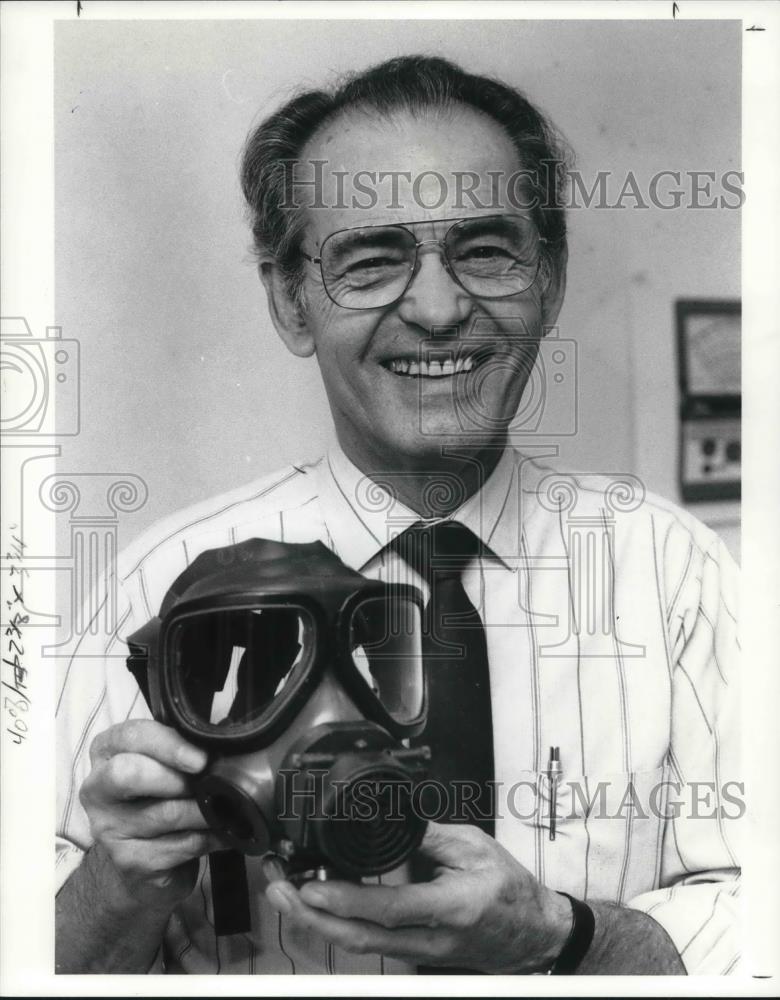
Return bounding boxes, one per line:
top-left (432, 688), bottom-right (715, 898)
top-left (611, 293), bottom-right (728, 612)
top-left (394, 521), bottom-right (495, 976)
top-left (394, 521), bottom-right (496, 837)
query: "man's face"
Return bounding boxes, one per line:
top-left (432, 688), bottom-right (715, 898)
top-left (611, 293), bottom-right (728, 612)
top-left (276, 105), bottom-right (564, 471)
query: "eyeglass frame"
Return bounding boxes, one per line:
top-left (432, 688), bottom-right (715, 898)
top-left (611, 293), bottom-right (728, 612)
top-left (298, 213), bottom-right (551, 311)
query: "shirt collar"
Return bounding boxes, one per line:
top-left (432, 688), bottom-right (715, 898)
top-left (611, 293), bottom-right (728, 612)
top-left (317, 439), bottom-right (520, 573)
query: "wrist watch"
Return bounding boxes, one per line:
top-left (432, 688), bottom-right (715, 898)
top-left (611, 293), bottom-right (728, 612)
top-left (546, 892), bottom-right (596, 975)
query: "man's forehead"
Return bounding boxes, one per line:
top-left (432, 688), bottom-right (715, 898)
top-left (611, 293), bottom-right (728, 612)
top-left (295, 105), bottom-right (528, 236)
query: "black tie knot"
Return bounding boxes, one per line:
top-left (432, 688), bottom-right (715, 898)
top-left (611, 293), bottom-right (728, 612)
top-left (392, 520), bottom-right (482, 586)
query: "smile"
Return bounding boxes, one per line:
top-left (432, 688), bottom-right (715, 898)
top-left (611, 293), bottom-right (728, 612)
top-left (382, 351), bottom-right (486, 378)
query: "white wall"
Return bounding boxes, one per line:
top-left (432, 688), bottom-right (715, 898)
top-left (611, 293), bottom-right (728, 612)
top-left (54, 18), bottom-right (740, 556)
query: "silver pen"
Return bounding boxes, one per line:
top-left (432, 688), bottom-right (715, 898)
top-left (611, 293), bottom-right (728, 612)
top-left (547, 746), bottom-right (561, 841)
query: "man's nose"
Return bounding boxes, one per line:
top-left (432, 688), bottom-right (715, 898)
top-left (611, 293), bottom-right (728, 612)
top-left (395, 246), bottom-right (473, 331)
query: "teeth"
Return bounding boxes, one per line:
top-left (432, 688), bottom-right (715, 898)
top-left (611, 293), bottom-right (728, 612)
top-left (387, 352), bottom-right (479, 377)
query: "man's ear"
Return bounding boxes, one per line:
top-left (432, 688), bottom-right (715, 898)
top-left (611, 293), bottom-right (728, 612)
top-left (540, 244), bottom-right (568, 332)
top-left (258, 261), bottom-right (315, 358)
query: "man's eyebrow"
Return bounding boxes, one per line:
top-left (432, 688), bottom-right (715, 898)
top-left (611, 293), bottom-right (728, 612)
top-left (456, 216), bottom-right (517, 236)
top-left (326, 226), bottom-right (408, 262)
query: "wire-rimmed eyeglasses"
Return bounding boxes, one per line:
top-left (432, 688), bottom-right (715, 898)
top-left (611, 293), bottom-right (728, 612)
top-left (299, 214), bottom-right (548, 311)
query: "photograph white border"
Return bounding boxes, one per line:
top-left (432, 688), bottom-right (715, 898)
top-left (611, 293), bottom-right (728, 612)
top-left (1, 1), bottom-right (778, 995)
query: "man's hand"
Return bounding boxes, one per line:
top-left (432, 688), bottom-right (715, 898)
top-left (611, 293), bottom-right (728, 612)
top-left (57, 719), bottom-right (224, 972)
top-left (79, 718), bottom-right (222, 910)
top-left (264, 821), bottom-right (572, 973)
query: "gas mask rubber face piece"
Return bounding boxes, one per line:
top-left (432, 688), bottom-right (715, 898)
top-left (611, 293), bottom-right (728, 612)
top-left (127, 538), bottom-right (429, 880)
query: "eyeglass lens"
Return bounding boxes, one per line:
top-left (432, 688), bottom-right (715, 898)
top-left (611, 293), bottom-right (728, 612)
top-left (319, 216), bottom-right (541, 309)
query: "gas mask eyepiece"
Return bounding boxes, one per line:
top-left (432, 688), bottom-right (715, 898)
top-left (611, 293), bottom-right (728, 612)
top-left (127, 538), bottom-right (430, 882)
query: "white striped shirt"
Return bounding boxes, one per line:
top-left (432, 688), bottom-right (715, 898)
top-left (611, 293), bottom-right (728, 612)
top-left (56, 443), bottom-right (742, 974)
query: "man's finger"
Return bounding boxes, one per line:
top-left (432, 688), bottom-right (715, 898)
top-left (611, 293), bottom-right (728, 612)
top-left (297, 879), bottom-right (452, 929)
top-left (414, 820), bottom-right (489, 868)
top-left (121, 797), bottom-right (211, 838)
top-left (89, 719), bottom-right (208, 774)
top-left (261, 854), bottom-right (290, 885)
top-left (111, 829), bottom-right (222, 875)
top-left (90, 753), bottom-right (195, 802)
top-left (266, 881), bottom-right (454, 962)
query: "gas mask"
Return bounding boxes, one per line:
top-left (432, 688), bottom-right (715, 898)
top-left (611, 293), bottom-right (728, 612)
top-left (126, 538), bottom-right (430, 898)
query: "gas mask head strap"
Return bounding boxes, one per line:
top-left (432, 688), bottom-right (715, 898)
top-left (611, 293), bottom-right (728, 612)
top-left (124, 585), bottom-right (251, 938)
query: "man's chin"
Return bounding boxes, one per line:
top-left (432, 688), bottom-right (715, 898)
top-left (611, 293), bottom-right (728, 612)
top-left (377, 420), bottom-right (507, 467)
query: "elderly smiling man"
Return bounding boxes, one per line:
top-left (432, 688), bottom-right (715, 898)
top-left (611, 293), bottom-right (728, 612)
top-left (56, 56), bottom-right (741, 975)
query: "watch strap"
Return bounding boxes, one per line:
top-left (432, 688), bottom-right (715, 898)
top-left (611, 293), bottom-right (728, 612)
top-left (547, 892), bottom-right (596, 975)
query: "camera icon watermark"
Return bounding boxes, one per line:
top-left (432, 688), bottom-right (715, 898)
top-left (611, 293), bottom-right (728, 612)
top-left (416, 316), bottom-right (577, 442)
top-left (0, 317), bottom-right (80, 436)
top-left (1, 316), bottom-right (150, 663)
